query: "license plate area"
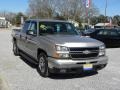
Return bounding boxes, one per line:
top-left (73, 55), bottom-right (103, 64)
top-left (83, 64), bottom-right (93, 70)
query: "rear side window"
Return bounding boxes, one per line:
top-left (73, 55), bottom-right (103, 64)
top-left (118, 30), bottom-right (120, 34)
top-left (97, 30), bottom-right (119, 36)
top-left (110, 31), bottom-right (118, 36)
top-left (22, 21), bottom-right (30, 33)
top-left (103, 30), bottom-right (109, 35)
top-left (97, 30), bottom-right (110, 36)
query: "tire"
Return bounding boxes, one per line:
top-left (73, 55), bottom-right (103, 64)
top-left (37, 52), bottom-right (49, 77)
top-left (13, 41), bottom-right (19, 56)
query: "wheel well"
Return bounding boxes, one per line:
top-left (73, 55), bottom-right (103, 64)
top-left (37, 49), bottom-right (47, 58)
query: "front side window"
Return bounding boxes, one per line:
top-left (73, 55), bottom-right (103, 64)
top-left (29, 22), bottom-right (37, 35)
top-left (110, 31), bottom-right (118, 36)
top-left (39, 22), bottom-right (78, 35)
top-left (97, 30), bottom-right (104, 35)
top-left (103, 30), bottom-right (110, 35)
top-left (22, 21), bottom-right (30, 33)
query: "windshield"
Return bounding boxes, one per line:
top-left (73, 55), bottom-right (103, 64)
top-left (39, 22), bottom-right (78, 35)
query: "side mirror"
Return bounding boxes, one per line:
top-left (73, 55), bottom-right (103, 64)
top-left (27, 30), bottom-right (36, 36)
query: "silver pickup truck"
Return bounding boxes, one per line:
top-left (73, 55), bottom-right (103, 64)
top-left (12, 19), bottom-right (108, 77)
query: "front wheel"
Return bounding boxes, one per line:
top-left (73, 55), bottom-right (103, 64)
top-left (37, 53), bottom-right (49, 77)
top-left (13, 41), bottom-right (19, 56)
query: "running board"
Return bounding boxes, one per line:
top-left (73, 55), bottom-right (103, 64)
top-left (19, 51), bottom-right (38, 65)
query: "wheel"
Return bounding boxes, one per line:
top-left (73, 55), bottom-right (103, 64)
top-left (37, 53), bottom-right (49, 77)
top-left (13, 41), bottom-right (19, 56)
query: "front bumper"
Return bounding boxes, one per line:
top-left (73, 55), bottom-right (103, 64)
top-left (48, 56), bottom-right (108, 73)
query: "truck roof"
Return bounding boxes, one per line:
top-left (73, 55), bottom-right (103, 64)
top-left (26, 19), bottom-right (70, 23)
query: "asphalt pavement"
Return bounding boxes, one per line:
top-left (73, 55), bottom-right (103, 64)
top-left (0, 28), bottom-right (120, 90)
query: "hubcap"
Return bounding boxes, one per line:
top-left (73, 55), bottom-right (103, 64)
top-left (39, 56), bottom-right (45, 73)
top-left (13, 43), bottom-right (17, 53)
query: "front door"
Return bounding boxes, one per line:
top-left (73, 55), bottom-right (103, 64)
top-left (17, 21), bottom-right (31, 51)
top-left (25, 21), bottom-right (38, 59)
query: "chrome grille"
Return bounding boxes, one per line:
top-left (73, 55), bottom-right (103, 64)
top-left (69, 47), bottom-right (99, 59)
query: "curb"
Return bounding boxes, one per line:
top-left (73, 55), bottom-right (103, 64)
top-left (0, 75), bottom-right (10, 90)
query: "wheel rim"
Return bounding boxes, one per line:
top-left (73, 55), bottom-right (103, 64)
top-left (39, 56), bottom-right (45, 73)
top-left (13, 43), bottom-right (17, 53)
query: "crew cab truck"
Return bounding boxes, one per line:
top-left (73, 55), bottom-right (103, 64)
top-left (12, 19), bottom-right (108, 77)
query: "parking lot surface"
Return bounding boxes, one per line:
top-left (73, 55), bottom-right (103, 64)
top-left (0, 29), bottom-right (120, 90)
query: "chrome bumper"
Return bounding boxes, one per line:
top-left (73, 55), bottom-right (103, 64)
top-left (48, 56), bottom-right (108, 69)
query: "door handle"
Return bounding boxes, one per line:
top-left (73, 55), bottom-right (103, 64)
top-left (27, 39), bottom-right (37, 44)
top-left (25, 36), bottom-right (27, 39)
top-left (20, 34), bottom-right (21, 38)
top-left (27, 37), bottom-right (32, 40)
top-left (21, 35), bottom-right (27, 40)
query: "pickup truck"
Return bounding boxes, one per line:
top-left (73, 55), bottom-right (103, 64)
top-left (12, 19), bottom-right (108, 77)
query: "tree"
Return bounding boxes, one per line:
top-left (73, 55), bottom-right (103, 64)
top-left (27, 0), bottom-right (57, 18)
top-left (118, 21), bottom-right (120, 26)
top-left (90, 16), bottom-right (98, 25)
top-left (27, 0), bottom-right (99, 23)
top-left (90, 15), bottom-right (109, 25)
top-left (112, 15), bottom-right (120, 26)
top-left (0, 11), bottom-right (16, 24)
top-left (13, 12), bottom-right (27, 26)
top-left (97, 15), bottom-right (108, 23)
top-left (0, 11), bottom-right (28, 26)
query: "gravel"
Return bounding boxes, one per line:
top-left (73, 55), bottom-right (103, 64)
top-left (0, 29), bottom-right (120, 90)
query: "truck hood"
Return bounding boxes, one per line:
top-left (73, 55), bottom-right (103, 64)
top-left (42, 35), bottom-right (104, 47)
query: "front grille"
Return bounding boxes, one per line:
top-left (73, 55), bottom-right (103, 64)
top-left (69, 47), bottom-right (99, 59)
top-left (70, 47), bottom-right (99, 51)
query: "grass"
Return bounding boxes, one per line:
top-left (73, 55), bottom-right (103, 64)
top-left (0, 75), bottom-right (9, 90)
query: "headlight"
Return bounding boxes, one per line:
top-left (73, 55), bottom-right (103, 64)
top-left (99, 45), bottom-right (106, 56)
top-left (58, 53), bottom-right (69, 58)
top-left (53, 45), bottom-right (69, 58)
top-left (56, 45), bottom-right (68, 51)
top-left (99, 45), bottom-right (105, 50)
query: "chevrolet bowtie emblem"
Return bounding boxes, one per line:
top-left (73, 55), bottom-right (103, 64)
top-left (83, 50), bottom-right (91, 54)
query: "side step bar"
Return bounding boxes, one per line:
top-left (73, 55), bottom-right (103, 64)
top-left (19, 51), bottom-right (38, 65)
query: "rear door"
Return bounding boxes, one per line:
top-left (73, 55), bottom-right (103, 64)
top-left (91, 30), bottom-right (105, 42)
top-left (91, 30), bottom-right (110, 45)
top-left (108, 30), bottom-right (120, 45)
top-left (96, 30), bottom-right (119, 46)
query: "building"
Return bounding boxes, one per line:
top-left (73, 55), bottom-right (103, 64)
top-left (0, 17), bottom-right (11, 28)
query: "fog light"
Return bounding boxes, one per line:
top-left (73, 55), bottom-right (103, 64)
top-left (99, 51), bottom-right (105, 56)
top-left (59, 53), bottom-right (69, 58)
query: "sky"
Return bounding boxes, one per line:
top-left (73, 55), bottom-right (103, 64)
top-left (93, 0), bottom-right (120, 16)
top-left (0, 0), bottom-right (28, 13)
top-left (0, 0), bottom-right (120, 16)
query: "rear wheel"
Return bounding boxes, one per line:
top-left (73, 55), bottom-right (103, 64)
top-left (13, 41), bottom-right (19, 56)
top-left (37, 53), bottom-right (50, 77)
